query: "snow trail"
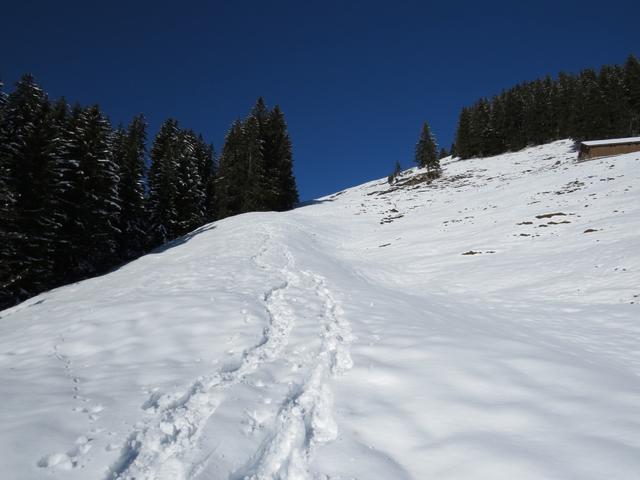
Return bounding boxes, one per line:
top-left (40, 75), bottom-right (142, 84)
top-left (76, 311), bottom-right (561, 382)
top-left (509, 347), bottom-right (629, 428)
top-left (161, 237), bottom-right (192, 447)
top-left (107, 231), bottom-right (300, 480)
top-left (37, 335), bottom-right (104, 470)
top-left (233, 268), bottom-right (352, 480)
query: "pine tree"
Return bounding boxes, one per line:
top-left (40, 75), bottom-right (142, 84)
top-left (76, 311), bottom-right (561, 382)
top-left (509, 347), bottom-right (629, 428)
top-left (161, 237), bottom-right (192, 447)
top-left (485, 96), bottom-right (505, 155)
top-left (241, 114), bottom-right (266, 212)
top-left (0, 78), bottom-right (15, 303)
top-left (251, 97), bottom-right (270, 131)
top-left (415, 121), bottom-right (439, 174)
top-left (439, 147), bottom-right (449, 159)
top-left (624, 55), bottom-right (640, 135)
top-left (47, 97), bottom-right (79, 284)
top-left (114, 114), bottom-right (147, 259)
top-left (67, 105), bottom-right (121, 274)
top-left (469, 99), bottom-right (492, 156)
top-left (147, 118), bottom-right (181, 246)
top-left (265, 105), bottom-right (298, 210)
top-left (254, 97), bottom-right (279, 209)
top-left (193, 134), bottom-right (217, 222)
top-left (387, 161), bottom-right (402, 184)
top-left (55, 103), bottom-right (87, 282)
top-left (0, 75), bottom-right (65, 305)
top-left (216, 100), bottom-right (298, 217)
top-left (216, 120), bottom-right (245, 219)
top-left (554, 71), bottom-right (579, 139)
top-left (576, 68), bottom-right (607, 139)
top-left (599, 65), bottom-right (630, 137)
top-left (394, 160), bottom-right (402, 176)
top-left (455, 108), bottom-right (472, 158)
top-left (502, 85), bottom-right (526, 151)
top-left (174, 130), bottom-right (206, 235)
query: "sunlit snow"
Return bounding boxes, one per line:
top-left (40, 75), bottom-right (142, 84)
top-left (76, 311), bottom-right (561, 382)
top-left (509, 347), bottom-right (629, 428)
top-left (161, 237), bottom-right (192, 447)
top-left (1, 139), bottom-right (639, 479)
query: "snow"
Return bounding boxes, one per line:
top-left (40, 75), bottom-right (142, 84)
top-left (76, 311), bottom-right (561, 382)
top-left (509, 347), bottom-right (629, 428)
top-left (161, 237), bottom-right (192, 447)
top-left (1, 139), bottom-right (640, 479)
top-left (581, 136), bottom-right (640, 146)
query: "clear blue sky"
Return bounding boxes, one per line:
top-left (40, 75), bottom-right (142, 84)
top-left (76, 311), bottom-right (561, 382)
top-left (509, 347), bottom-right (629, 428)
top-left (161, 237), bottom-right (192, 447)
top-left (2, 0), bottom-right (639, 200)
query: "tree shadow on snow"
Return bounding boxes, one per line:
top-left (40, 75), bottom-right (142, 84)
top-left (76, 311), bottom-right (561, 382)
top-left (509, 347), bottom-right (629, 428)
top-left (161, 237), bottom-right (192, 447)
top-left (150, 223), bottom-right (218, 255)
top-left (295, 198), bottom-right (336, 208)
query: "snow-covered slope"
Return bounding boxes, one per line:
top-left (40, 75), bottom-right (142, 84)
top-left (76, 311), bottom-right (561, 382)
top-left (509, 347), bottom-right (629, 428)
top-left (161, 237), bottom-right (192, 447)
top-left (2, 139), bottom-right (640, 479)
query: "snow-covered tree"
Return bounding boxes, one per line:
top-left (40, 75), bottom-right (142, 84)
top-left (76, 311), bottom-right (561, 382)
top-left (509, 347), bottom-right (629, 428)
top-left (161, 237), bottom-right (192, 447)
top-left (69, 105), bottom-right (121, 274)
top-left (0, 75), bottom-right (66, 305)
top-left (175, 130), bottom-right (206, 236)
top-left (147, 118), bottom-right (181, 246)
top-left (113, 114), bottom-right (147, 260)
top-left (193, 133), bottom-right (217, 222)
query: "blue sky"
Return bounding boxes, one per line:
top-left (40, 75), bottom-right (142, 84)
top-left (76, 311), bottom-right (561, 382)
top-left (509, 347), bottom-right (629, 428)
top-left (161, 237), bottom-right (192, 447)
top-left (2, 0), bottom-right (639, 200)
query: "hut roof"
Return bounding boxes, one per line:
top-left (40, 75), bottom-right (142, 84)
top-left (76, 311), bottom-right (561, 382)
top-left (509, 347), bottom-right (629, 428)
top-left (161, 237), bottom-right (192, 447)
top-left (581, 137), bottom-right (640, 147)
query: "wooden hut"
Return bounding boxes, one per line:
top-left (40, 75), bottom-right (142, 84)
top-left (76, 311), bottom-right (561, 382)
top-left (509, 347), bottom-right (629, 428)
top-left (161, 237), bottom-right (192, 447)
top-left (578, 137), bottom-right (640, 160)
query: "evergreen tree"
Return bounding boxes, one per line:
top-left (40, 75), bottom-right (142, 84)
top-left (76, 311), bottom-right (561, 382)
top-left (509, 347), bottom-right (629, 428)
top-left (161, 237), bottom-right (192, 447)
top-left (67, 105), bottom-right (121, 274)
top-left (47, 97), bottom-right (79, 284)
top-left (415, 121), bottom-right (439, 174)
top-left (0, 75), bottom-right (65, 305)
top-left (455, 107), bottom-right (472, 158)
top-left (502, 86), bottom-right (526, 151)
top-left (216, 99), bottom-right (298, 217)
top-left (387, 160), bottom-right (402, 184)
top-left (241, 114), bottom-right (267, 212)
top-left (394, 160), bottom-right (402, 176)
top-left (254, 97), bottom-right (279, 209)
top-left (598, 65), bottom-right (630, 137)
top-left (147, 118), bottom-right (181, 246)
top-left (174, 130), bottom-right (206, 235)
top-left (193, 134), bottom-right (217, 222)
top-left (265, 105), bottom-right (298, 210)
top-left (469, 99), bottom-right (491, 156)
top-left (439, 147), bottom-right (449, 159)
top-left (0, 80), bottom-right (7, 119)
top-left (576, 68), bottom-right (607, 139)
top-left (216, 120), bottom-right (245, 219)
top-left (114, 114), bottom-right (147, 259)
top-left (485, 96), bottom-right (505, 155)
top-left (251, 96), bottom-right (270, 132)
top-left (624, 55), bottom-right (640, 135)
top-left (0, 78), bottom-right (15, 303)
top-left (554, 72), bottom-right (579, 139)
top-left (55, 103), bottom-right (86, 282)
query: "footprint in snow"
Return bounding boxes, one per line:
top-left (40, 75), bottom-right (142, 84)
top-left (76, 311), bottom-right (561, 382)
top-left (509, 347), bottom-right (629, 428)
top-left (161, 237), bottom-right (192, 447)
top-left (37, 436), bottom-right (93, 470)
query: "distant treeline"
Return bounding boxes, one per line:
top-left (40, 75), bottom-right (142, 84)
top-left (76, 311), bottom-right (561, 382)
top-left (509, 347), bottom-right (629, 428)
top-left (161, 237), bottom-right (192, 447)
top-left (0, 75), bottom-right (298, 309)
top-left (454, 55), bottom-right (640, 159)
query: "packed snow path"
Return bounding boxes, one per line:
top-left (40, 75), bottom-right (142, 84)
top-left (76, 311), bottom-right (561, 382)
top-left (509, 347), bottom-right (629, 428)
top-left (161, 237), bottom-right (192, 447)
top-left (104, 227), bottom-right (352, 479)
top-left (2, 140), bottom-right (640, 479)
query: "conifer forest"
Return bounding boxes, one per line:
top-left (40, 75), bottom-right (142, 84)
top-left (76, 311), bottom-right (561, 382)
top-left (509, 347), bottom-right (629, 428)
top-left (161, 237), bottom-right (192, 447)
top-left (0, 76), bottom-right (298, 309)
top-left (452, 55), bottom-right (640, 159)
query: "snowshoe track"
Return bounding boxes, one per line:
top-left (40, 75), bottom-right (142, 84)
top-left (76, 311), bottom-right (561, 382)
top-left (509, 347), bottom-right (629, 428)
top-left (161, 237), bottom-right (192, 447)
top-left (106, 225), bottom-right (352, 480)
top-left (232, 269), bottom-right (353, 480)
top-left (107, 232), bottom-right (299, 480)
